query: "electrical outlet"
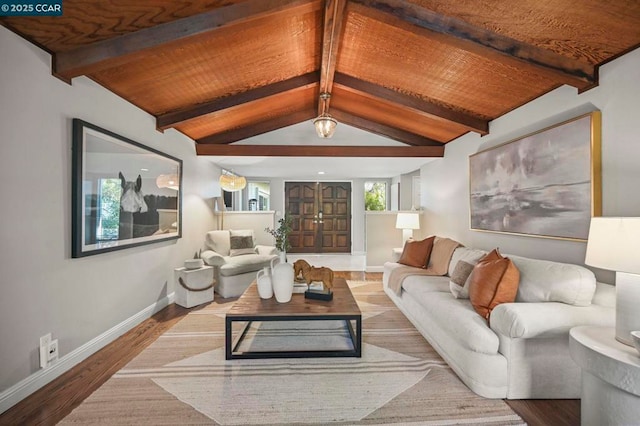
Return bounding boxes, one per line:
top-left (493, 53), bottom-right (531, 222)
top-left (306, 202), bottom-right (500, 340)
top-left (39, 333), bottom-right (51, 369)
top-left (48, 339), bottom-right (59, 363)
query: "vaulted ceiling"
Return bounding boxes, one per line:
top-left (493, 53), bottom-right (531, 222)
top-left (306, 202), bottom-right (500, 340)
top-left (3, 0), bottom-right (640, 159)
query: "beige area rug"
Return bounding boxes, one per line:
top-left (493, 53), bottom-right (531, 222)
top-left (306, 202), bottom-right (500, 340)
top-left (60, 281), bottom-right (525, 425)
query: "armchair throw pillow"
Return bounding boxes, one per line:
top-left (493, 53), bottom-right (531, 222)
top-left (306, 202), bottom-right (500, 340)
top-left (229, 230), bottom-right (256, 257)
top-left (398, 236), bottom-right (435, 268)
top-left (468, 248), bottom-right (520, 321)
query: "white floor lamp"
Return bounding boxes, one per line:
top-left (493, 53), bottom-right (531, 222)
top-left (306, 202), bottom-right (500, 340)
top-left (396, 212), bottom-right (420, 245)
top-left (585, 217), bottom-right (640, 346)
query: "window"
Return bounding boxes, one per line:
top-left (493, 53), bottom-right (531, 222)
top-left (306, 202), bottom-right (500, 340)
top-left (96, 178), bottom-right (121, 240)
top-left (364, 181), bottom-right (387, 211)
top-left (223, 180), bottom-right (270, 211)
top-left (247, 181), bottom-right (270, 211)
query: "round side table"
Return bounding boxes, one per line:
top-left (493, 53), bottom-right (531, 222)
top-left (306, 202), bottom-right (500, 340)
top-left (569, 326), bottom-right (640, 426)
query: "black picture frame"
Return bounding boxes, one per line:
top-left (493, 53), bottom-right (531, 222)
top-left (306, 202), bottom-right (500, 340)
top-left (72, 119), bottom-right (182, 258)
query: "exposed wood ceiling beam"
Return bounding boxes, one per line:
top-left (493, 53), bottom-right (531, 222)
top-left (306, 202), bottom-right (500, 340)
top-left (317, 0), bottom-right (348, 114)
top-left (53, 0), bottom-right (320, 82)
top-left (331, 109), bottom-right (443, 146)
top-left (196, 144), bottom-right (444, 157)
top-left (196, 109), bottom-right (317, 145)
top-left (352, 0), bottom-right (596, 89)
top-left (334, 72), bottom-right (488, 135)
top-left (157, 72), bottom-right (319, 130)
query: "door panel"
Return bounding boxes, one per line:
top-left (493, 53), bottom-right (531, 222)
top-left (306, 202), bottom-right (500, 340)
top-left (285, 182), bottom-right (351, 253)
top-left (318, 182), bottom-right (351, 253)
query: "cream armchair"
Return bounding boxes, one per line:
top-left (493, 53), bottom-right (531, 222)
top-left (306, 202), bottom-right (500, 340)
top-left (200, 230), bottom-right (278, 298)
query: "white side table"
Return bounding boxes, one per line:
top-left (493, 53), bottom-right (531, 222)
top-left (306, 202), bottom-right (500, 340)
top-left (174, 266), bottom-right (215, 308)
top-left (569, 326), bottom-right (640, 426)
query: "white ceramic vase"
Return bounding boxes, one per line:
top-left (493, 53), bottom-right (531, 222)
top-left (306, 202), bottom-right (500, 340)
top-left (256, 267), bottom-right (273, 299)
top-left (271, 253), bottom-right (294, 303)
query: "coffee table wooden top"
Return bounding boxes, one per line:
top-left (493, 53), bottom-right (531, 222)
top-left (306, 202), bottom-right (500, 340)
top-left (227, 277), bottom-right (361, 318)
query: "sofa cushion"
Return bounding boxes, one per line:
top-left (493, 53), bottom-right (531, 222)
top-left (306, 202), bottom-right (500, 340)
top-left (490, 301), bottom-right (615, 339)
top-left (201, 250), bottom-right (225, 266)
top-left (469, 249), bottom-right (520, 320)
top-left (402, 275), bottom-right (450, 293)
top-left (508, 255), bottom-right (596, 306)
top-left (402, 288), bottom-right (500, 355)
top-left (219, 254), bottom-right (275, 277)
top-left (398, 236), bottom-right (435, 268)
top-left (229, 233), bottom-right (255, 257)
top-left (449, 260), bottom-right (475, 298)
top-left (205, 230), bottom-right (231, 256)
top-left (255, 245), bottom-right (278, 256)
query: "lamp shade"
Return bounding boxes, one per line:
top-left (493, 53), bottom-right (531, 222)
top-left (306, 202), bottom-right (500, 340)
top-left (396, 212), bottom-right (420, 230)
top-left (219, 172), bottom-right (246, 192)
top-left (313, 113), bottom-right (337, 138)
top-left (585, 217), bottom-right (640, 274)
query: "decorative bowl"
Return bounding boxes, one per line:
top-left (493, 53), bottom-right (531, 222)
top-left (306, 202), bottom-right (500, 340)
top-left (184, 258), bottom-right (204, 270)
top-left (631, 331), bottom-right (640, 356)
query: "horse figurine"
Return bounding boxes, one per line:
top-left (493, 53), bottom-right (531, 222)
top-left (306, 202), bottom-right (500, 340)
top-left (118, 172), bottom-right (148, 240)
top-left (293, 259), bottom-right (334, 292)
top-left (293, 259), bottom-right (311, 282)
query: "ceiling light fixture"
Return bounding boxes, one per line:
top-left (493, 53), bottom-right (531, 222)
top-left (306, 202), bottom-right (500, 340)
top-left (219, 169), bottom-right (246, 192)
top-left (314, 92), bottom-right (337, 138)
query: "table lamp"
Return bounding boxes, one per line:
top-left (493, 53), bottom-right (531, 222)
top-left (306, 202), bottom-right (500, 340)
top-left (396, 212), bottom-right (420, 244)
top-left (585, 217), bottom-right (640, 346)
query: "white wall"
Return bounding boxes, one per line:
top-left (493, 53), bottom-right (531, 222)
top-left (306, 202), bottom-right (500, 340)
top-left (399, 170), bottom-right (420, 210)
top-left (218, 211), bottom-right (276, 246)
top-left (419, 47), bottom-right (640, 283)
top-left (0, 28), bottom-right (220, 402)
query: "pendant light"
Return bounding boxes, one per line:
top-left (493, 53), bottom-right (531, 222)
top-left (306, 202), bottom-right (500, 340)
top-left (219, 169), bottom-right (246, 192)
top-left (313, 92), bottom-right (337, 138)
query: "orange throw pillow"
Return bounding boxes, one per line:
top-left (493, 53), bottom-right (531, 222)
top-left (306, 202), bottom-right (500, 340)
top-left (468, 249), bottom-right (520, 320)
top-left (398, 236), bottom-right (435, 268)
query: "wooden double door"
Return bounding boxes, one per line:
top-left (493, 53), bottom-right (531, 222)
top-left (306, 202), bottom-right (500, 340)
top-left (285, 182), bottom-right (351, 253)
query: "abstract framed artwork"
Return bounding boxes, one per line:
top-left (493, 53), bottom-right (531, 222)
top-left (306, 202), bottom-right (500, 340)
top-left (72, 119), bottom-right (182, 257)
top-left (469, 111), bottom-right (601, 241)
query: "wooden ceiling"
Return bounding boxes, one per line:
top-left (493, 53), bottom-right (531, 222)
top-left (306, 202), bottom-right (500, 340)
top-left (3, 0), bottom-right (640, 158)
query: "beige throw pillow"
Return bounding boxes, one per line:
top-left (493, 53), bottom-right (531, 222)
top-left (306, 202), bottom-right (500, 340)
top-left (449, 260), bottom-right (475, 299)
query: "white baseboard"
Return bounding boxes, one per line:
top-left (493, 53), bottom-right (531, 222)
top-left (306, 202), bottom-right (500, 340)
top-left (0, 292), bottom-right (175, 414)
top-left (366, 266), bottom-right (384, 272)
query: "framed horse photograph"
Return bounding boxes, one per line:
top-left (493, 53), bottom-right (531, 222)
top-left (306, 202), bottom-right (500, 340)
top-left (71, 119), bottom-right (182, 258)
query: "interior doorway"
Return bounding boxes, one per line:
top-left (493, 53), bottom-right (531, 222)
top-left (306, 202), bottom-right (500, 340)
top-left (285, 182), bottom-right (351, 253)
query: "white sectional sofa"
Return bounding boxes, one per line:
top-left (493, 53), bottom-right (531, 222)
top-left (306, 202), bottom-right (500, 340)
top-left (200, 230), bottom-right (278, 298)
top-left (383, 244), bottom-right (615, 399)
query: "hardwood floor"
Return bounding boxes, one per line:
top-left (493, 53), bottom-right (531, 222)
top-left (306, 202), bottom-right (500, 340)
top-left (0, 272), bottom-right (579, 426)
